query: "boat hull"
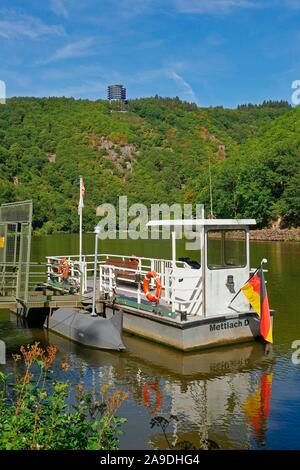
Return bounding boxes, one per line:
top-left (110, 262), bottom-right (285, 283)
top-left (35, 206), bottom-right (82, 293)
top-left (44, 308), bottom-right (125, 351)
top-left (107, 304), bottom-right (274, 351)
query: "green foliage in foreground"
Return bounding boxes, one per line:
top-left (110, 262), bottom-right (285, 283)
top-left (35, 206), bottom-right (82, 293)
top-left (0, 343), bottom-right (127, 450)
top-left (0, 96), bottom-right (298, 230)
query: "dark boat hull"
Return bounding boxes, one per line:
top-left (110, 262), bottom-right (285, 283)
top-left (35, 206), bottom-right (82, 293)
top-left (45, 308), bottom-right (125, 351)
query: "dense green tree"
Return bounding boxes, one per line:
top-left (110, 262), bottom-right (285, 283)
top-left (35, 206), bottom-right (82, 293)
top-left (0, 96), bottom-right (298, 231)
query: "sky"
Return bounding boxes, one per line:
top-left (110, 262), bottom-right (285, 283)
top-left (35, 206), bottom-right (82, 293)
top-left (1, 0), bottom-right (300, 107)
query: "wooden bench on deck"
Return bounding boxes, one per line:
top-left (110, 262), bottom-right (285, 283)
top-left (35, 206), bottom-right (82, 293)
top-left (105, 258), bottom-right (139, 285)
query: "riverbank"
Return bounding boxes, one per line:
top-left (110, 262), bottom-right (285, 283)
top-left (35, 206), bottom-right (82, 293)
top-left (32, 227), bottom-right (300, 242)
top-left (250, 228), bottom-right (300, 242)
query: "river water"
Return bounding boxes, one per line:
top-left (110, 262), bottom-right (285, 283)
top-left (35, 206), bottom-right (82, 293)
top-left (0, 234), bottom-right (300, 450)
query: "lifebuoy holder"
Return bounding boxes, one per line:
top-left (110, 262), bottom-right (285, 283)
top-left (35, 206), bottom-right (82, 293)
top-left (57, 258), bottom-right (71, 280)
top-left (143, 271), bottom-right (162, 304)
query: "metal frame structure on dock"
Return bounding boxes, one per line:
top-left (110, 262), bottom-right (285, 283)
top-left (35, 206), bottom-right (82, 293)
top-left (0, 200), bottom-right (32, 305)
top-left (0, 200), bottom-right (83, 314)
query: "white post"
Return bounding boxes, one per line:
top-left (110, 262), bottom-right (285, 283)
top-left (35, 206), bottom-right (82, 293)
top-left (137, 272), bottom-right (141, 304)
top-left (83, 258), bottom-right (87, 293)
top-left (47, 257), bottom-right (51, 283)
top-left (78, 175), bottom-right (85, 293)
top-left (79, 176), bottom-right (83, 263)
top-left (137, 258), bottom-right (142, 304)
top-left (200, 226), bottom-right (205, 317)
top-left (79, 212), bottom-right (83, 263)
top-left (99, 264), bottom-right (103, 294)
top-left (171, 229), bottom-right (176, 314)
top-left (91, 230), bottom-right (99, 317)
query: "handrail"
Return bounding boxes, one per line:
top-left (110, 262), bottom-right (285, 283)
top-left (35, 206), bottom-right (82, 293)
top-left (46, 253), bottom-right (188, 266)
top-left (46, 253), bottom-right (190, 296)
top-left (1, 253), bottom-right (202, 315)
top-left (99, 262), bottom-right (202, 316)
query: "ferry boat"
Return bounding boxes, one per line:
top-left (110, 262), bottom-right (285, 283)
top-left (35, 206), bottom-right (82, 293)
top-left (46, 217), bottom-right (274, 351)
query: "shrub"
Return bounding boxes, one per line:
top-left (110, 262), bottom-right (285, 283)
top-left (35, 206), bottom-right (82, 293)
top-left (0, 343), bottom-right (128, 450)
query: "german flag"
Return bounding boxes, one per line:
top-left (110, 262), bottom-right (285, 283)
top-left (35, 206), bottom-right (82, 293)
top-left (241, 269), bottom-right (273, 343)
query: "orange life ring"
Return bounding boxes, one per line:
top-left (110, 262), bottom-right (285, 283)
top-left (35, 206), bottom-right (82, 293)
top-left (57, 258), bottom-right (71, 280)
top-left (143, 382), bottom-right (162, 414)
top-left (143, 271), bottom-right (162, 304)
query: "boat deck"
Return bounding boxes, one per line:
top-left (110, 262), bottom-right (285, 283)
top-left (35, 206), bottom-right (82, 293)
top-left (0, 291), bottom-right (82, 311)
top-left (82, 279), bottom-right (193, 322)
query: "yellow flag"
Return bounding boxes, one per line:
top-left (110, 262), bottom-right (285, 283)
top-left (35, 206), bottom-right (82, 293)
top-left (0, 237), bottom-right (5, 249)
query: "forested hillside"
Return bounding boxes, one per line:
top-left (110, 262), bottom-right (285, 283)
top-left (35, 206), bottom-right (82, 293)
top-left (0, 96), bottom-right (298, 232)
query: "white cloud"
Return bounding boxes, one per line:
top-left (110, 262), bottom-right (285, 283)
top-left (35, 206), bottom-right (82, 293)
top-left (136, 39), bottom-right (166, 50)
top-left (129, 68), bottom-right (166, 84)
top-left (174, 0), bottom-right (259, 14)
top-left (40, 37), bottom-right (95, 64)
top-left (126, 67), bottom-right (198, 102)
top-left (117, 0), bottom-right (158, 17)
top-left (0, 68), bottom-right (32, 87)
top-left (0, 10), bottom-right (64, 39)
top-left (43, 79), bottom-right (106, 98)
top-left (49, 0), bottom-right (69, 18)
top-left (283, 0), bottom-right (300, 8)
top-left (167, 70), bottom-right (197, 103)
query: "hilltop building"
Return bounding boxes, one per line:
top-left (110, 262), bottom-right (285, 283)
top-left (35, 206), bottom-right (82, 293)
top-left (107, 84), bottom-right (126, 101)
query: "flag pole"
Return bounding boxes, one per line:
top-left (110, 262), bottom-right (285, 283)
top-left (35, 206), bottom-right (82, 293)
top-left (79, 175), bottom-right (83, 264)
top-left (91, 227), bottom-right (99, 317)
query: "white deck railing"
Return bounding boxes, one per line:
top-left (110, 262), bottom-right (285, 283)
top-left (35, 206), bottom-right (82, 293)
top-left (98, 259), bottom-right (203, 316)
top-left (46, 254), bottom-right (188, 294)
top-left (45, 253), bottom-right (203, 316)
top-left (45, 256), bottom-right (84, 294)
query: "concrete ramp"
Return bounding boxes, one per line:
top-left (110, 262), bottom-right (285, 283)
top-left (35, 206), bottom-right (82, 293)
top-left (45, 308), bottom-right (125, 351)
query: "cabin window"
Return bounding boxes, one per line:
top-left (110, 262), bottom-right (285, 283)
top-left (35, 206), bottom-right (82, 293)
top-left (207, 230), bottom-right (247, 269)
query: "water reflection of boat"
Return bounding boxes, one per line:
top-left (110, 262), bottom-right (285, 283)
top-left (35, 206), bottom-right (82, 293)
top-left (44, 329), bottom-right (273, 450)
top-left (46, 329), bottom-right (269, 379)
top-left (125, 335), bottom-right (273, 449)
top-left (123, 335), bottom-right (268, 379)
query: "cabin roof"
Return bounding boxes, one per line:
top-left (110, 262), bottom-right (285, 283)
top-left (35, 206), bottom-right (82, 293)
top-left (146, 219), bottom-right (256, 227)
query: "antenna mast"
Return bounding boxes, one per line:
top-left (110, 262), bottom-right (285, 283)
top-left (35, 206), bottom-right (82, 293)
top-left (208, 155), bottom-right (214, 218)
